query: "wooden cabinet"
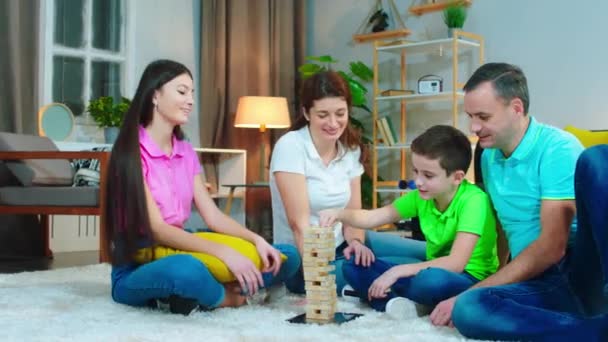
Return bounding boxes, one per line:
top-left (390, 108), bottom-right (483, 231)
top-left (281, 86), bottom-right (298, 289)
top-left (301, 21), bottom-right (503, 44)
top-left (371, 31), bottom-right (484, 208)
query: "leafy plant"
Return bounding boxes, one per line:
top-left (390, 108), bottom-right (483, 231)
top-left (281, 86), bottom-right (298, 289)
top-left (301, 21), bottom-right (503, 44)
top-left (86, 96), bottom-right (131, 128)
top-left (298, 55), bottom-right (381, 208)
top-left (443, 4), bottom-right (467, 28)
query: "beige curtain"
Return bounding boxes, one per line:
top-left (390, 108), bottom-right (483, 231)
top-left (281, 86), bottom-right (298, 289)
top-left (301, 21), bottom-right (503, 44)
top-left (0, 0), bottom-right (44, 259)
top-left (199, 0), bottom-right (306, 238)
top-left (0, 0), bottom-right (39, 134)
top-left (200, 0), bottom-right (305, 148)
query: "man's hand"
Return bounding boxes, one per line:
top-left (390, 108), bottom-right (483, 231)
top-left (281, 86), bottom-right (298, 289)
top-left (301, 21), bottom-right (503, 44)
top-left (344, 239), bottom-right (375, 267)
top-left (430, 296), bottom-right (457, 327)
top-left (318, 208), bottom-right (342, 228)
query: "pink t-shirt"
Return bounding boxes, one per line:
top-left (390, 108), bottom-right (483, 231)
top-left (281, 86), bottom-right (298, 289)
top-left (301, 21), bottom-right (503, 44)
top-left (139, 126), bottom-right (201, 228)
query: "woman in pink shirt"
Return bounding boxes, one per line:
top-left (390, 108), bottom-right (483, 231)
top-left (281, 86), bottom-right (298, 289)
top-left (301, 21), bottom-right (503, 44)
top-left (105, 59), bottom-right (299, 315)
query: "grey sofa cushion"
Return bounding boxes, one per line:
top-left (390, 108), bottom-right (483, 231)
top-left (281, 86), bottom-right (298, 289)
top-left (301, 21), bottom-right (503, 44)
top-left (0, 186), bottom-right (99, 206)
top-left (0, 132), bottom-right (74, 186)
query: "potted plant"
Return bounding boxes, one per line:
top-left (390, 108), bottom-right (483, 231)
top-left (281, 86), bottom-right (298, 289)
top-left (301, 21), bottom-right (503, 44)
top-left (86, 96), bottom-right (131, 143)
top-left (443, 4), bottom-right (467, 37)
top-left (298, 55), bottom-right (381, 208)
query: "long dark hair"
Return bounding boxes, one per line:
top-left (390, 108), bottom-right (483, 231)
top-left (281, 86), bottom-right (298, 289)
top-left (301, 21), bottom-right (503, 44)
top-left (292, 71), bottom-right (364, 162)
top-left (105, 59), bottom-right (193, 265)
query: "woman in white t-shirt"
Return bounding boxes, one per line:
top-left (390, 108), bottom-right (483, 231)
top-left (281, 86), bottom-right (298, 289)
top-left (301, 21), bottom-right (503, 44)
top-left (270, 71), bottom-right (425, 294)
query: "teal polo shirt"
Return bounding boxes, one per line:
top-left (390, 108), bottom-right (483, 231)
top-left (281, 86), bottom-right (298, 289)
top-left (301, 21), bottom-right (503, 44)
top-left (393, 180), bottom-right (498, 280)
top-left (481, 116), bottom-right (584, 258)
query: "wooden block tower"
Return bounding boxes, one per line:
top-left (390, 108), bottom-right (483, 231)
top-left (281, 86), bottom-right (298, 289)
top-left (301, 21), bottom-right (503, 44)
top-left (303, 226), bottom-right (337, 323)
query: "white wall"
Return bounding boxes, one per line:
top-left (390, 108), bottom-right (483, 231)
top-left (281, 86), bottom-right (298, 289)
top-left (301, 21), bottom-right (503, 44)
top-left (131, 0), bottom-right (201, 146)
top-left (307, 0), bottom-right (608, 131)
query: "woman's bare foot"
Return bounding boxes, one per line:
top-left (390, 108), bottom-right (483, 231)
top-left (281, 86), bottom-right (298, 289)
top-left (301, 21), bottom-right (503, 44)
top-left (218, 282), bottom-right (247, 308)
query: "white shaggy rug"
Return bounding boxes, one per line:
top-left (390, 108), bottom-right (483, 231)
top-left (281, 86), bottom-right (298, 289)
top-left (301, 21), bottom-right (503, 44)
top-left (0, 264), bottom-right (479, 341)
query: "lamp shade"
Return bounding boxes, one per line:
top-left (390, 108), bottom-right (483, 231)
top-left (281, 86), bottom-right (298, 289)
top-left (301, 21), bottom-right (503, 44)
top-left (234, 96), bottom-right (291, 130)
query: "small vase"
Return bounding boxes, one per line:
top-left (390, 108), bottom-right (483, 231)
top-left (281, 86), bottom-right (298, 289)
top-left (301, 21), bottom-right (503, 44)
top-left (447, 28), bottom-right (460, 38)
top-left (104, 127), bottom-right (119, 144)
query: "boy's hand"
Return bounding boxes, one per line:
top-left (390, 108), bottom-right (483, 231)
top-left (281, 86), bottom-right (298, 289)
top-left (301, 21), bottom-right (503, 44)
top-left (430, 296), bottom-right (457, 327)
top-left (368, 267), bottom-right (399, 300)
top-left (318, 208), bottom-right (342, 227)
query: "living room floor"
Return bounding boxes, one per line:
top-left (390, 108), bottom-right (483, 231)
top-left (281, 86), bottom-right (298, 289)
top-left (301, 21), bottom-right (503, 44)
top-left (0, 250), bottom-right (98, 273)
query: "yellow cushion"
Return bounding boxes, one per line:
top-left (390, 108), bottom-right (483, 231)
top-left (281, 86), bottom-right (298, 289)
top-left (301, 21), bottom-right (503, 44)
top-left (134, 232), bottom-right (287, 283)
top-left (564, 125), bottom-right (608, 148)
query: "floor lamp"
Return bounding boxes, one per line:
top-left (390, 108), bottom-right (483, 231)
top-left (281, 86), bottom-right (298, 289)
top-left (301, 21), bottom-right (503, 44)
top-left (234, 96), bottom-right (291, 183)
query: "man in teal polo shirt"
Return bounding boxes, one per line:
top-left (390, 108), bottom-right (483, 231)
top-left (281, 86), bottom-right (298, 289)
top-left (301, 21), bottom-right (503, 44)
top-left (432, 62), bottom-right (608, 341)
top-left (318, 125), bottom-right (498, 319)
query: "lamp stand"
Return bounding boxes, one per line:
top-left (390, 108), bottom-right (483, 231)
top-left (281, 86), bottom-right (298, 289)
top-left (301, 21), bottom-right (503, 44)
top-left (258, 124), bottom-right (267, 183)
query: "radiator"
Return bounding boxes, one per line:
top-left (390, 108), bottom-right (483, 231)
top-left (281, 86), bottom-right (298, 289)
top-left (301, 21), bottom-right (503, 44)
top-left (49, 215), bottom-right (99, 252)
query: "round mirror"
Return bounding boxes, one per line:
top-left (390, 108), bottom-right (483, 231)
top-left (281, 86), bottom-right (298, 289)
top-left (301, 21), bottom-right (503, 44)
top-left (38, 103), bottom-right (75, 141)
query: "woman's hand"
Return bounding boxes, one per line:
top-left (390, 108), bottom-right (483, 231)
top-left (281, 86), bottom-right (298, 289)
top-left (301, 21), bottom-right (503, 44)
top-left (222, 249), bottom-right (264, 296)
top-left (318, 208), bottom-right (342, 228)
top-left (253, 236), bottom-right (283, 275)
top-left (343, 239), bottom-right (375, 267)
top-left (368, 267), bottom-right (400, 300)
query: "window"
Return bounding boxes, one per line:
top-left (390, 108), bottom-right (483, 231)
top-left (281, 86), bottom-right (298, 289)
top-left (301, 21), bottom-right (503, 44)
top-left (43, 0), bottom-right (129, 117)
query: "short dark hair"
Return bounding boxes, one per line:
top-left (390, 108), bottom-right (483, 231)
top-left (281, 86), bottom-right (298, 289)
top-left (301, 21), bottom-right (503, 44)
top-left (463, 62), bottom-right (530, 115)
top-left (411, 125), bottom-right (472, 175)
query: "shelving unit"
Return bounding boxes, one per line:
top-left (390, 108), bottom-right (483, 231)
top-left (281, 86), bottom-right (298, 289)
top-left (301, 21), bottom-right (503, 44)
top-left (184, 148), bottom-right (247, 231)
top-left (370, 31), bottom-right (484, 208)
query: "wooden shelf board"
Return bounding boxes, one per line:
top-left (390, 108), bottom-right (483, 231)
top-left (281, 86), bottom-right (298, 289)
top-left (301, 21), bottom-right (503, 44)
top-left (353, 29), bottom-right (412, 44)
top-left (376, 187), bottom-right (412, 194)
top-left (376, 90), bottom-right (464, 103)
top-left (409, 0), bottom-right (472, 16)
top-left (376, 37), bottom-right (480, 55)
top-left (375, 143), bottom-right (411, 150)
top-left (210, 193), bottom-right (245, 199)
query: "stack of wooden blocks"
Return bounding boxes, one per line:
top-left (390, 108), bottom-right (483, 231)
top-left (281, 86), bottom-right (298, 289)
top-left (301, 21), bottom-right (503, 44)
top-left (303, 226), bottom-right (337, 323)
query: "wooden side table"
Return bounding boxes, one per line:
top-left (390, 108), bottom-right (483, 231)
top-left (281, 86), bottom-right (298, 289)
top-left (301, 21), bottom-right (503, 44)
top-left (222, 182), bottom-right (269, 215)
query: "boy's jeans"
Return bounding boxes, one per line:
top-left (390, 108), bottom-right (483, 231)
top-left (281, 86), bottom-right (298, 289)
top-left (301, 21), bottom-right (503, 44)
top-left (285, 230), bottom-right (427, 295)
top-left (343, 258), bottom-right (478, 311)
top-left (453, 145), bottom-right (608, 341)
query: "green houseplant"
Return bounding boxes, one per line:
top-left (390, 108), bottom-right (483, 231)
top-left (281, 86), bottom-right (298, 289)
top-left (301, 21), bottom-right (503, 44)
top-left (443, 4), bottom-right (467, 37)
top-left (298, 55), bottom-right (380, 208)
top-left (86, 96), bottom-right (131, 143)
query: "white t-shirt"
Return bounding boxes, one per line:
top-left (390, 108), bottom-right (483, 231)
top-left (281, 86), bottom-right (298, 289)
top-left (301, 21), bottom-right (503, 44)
top-left (270, 126), bottom-right (364, 248)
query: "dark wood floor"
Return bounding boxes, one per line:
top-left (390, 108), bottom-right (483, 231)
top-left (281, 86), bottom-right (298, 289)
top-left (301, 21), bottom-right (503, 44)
top-left (0, 250), bottom-right (99, 274)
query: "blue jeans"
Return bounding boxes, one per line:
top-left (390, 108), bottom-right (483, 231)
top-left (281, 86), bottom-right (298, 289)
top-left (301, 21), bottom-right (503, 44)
top-left (343, 258), bottom-right (478, 311)
top-left (111, 244), bottom-right (300, 310)
top-left (453, 145), bottom-right (608, 341)
top-left (285, 230), bottom-right (427, 295)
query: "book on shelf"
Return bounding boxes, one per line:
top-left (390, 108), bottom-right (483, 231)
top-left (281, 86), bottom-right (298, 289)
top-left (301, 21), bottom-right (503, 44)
top-left (376, 119), bottom-right (391, 146)
top-left (384, 117), bottom-right (399, 144)
top-left (379, 117), bottom-right (398, 145)
top-left (380, 89), bottom-right (415, 96)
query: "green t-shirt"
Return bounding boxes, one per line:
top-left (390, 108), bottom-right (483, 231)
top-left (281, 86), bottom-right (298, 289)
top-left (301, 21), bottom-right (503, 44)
top-left (392, 180), bottom-right (498, 280)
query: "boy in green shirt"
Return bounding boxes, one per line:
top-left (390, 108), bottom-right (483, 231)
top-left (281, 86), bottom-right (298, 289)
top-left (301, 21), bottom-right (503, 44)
top-left (319, 125), bottom-right (498, 319)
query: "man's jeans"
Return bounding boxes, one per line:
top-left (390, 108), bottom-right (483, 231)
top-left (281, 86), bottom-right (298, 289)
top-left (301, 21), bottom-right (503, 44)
top-left (453, 145), bottom-right (608, 341)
